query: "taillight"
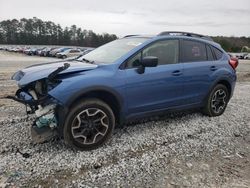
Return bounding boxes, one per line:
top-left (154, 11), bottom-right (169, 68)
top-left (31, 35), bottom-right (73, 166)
top-left (229, 57), bottom-right (238, 70)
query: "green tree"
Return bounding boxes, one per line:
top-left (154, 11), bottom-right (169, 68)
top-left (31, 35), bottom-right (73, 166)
top-left (0, 17), bottom-right (117, 47)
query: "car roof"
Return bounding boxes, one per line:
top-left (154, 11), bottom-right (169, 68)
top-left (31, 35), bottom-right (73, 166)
top-left (124, 31), bottom-right (221, 49)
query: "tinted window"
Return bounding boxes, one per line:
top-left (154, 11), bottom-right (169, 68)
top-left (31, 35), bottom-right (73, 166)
top-left (181, 40), bottom-right (207, 62)
top-left (72, 49), bottom-right (81, 53)
top-left (206, 45), bottom-right (214, 61)
top-left (212, 46), bottom-right (223, 60)
top-left (142, 40), bottom-right (179, 65)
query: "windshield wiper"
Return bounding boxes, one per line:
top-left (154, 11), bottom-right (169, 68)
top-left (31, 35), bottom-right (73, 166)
top-left (81, 58), bottom-right (95, 64)
top-left (48, 63), bottom-right (70, 81)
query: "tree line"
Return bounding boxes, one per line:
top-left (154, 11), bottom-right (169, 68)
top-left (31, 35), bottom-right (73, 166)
top-left (212, 36), bottom-right (250, 52)
top-left (0, 17), bottom-right (118, 47)
top-left (0, 17), bottom-right (249, 51)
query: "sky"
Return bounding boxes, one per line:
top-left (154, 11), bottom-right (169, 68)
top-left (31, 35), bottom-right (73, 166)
top-left (0, 0), bottom-right (250, 37)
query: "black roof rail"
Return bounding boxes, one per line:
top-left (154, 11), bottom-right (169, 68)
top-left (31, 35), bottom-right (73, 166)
top-left (123, 35), bottom-right (140, 38)
top-left (158, 31), bottom-right (213, 41)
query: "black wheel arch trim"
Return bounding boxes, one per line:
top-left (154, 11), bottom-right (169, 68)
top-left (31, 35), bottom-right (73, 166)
top-left (55, 86), bottom-right (125, 129)
top-left (64, 86), bottom-right (124, 108)
top-left (203, 77), bottom-right (233, 105)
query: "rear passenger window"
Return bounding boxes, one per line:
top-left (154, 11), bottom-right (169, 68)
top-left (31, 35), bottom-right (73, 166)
top-left (181, 40), bottom-right (207, 62)
top-left (212, 46), bottom-right (223, 60)
top-left (206, 45), bottom-right (214, 61)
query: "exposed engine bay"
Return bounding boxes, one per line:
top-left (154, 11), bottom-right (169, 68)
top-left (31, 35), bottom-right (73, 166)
top-left (6, 63), bottom-right (70, 143)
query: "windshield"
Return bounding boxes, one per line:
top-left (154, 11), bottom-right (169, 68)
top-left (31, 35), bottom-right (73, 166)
top-left (60, 48), bottom-right (70, 52)
top-left (77, 38), bottom-right (148, 64)
top-left (62, 49), bottom-right (71, 53)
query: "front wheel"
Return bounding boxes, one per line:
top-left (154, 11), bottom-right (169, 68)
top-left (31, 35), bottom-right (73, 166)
top-left (203, 84), bottom-right (229, 117)
top-left (63, 98), bottom-right (115, 150)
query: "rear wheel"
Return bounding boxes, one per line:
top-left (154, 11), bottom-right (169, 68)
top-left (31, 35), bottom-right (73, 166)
top-left (62, 55), bottom-right (67, 59)
top-left (63, 98), bottom-right (115, 150)
top-left (203, 84), bottom-right (229, 116)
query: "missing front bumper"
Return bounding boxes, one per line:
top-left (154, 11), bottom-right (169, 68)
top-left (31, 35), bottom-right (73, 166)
top-left (6, 89), bottom-right (60, 143)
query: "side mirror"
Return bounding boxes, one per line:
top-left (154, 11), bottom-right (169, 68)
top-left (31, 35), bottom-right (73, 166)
top-left (137, 56), bottom-right (158, 74)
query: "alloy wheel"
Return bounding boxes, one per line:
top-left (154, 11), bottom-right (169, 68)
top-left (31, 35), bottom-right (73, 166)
top-left (71, 108), bottom-right (109, 145)
top-left (211, 89), bottom-right (227, 114)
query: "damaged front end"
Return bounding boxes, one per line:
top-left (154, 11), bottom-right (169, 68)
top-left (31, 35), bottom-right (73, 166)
top-left (6, 63), bottom-right (70, 143)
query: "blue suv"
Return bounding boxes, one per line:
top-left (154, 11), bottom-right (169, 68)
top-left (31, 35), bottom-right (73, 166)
top-left (8, 31), bottom-right (238, 150)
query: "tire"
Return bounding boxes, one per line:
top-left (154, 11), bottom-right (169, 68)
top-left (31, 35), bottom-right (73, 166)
top-left (63, 98), bottom-right (115, 150)
top-left (62, 55), bottom-right (67, 59)
top-left (203, 84), bottom-right (229, 117)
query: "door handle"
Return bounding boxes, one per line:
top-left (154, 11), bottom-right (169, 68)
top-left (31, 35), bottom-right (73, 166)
top-left (210, 66), bottom-right (217, 71)
top-left (172, 70), bottom-right (182, 76)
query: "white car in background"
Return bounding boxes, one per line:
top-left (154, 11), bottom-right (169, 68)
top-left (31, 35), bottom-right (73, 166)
top-left (56, 48), bottom-right (82, 59)
top-left (244, 54), bottom-right (250, 59)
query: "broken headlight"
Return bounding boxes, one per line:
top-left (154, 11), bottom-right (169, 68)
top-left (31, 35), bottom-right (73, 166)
top-left (34, 79), bottom-right (61, 96)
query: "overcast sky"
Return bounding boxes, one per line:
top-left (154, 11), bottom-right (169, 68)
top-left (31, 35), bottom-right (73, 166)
top-left (0, 0), bottom-right (249, 37)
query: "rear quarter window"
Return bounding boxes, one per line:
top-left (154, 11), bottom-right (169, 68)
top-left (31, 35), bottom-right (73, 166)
top-left (212, 46), bottom-right (223, 60)
top-left (180, 40), bottom-right (207, 62)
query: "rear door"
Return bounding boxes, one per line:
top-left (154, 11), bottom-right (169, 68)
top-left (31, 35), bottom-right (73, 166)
top-left (180, 39), bottom-right (216, 104)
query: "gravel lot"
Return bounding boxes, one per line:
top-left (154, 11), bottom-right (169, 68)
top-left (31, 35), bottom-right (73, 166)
top-left (0, 51), bottom-right (250, 187)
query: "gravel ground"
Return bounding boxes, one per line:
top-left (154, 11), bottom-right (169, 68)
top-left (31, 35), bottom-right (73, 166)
top-left (0, 51), bottom-right (250, 187)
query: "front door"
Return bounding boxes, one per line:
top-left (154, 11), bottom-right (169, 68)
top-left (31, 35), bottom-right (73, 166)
top-left (124, 39), bottom-right (184, 115)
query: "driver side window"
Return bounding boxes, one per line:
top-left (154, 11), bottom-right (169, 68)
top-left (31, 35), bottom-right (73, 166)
top-left (126, 40), bottom-right (179, 69)
top-left (142, 40), bottom-right (179, 65)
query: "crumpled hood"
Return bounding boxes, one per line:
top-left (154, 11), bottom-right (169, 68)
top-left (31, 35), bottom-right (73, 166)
top-left (12, 60), bottom-right (98, 86)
